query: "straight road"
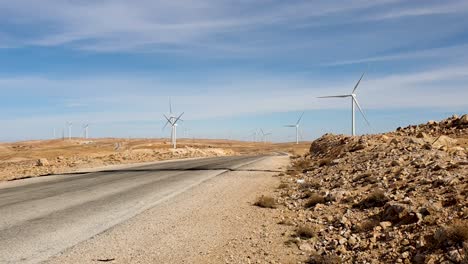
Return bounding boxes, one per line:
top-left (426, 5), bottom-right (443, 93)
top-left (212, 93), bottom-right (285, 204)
top-left (0, 155), bottom-right (268, 264)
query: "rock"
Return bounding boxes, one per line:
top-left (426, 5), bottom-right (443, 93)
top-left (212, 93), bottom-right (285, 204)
top-left (381, 203), bottom-right (419, 225)
top-left (36, 158), bottom-right (49, 166)
top-left (298, 243), bottom-right (313, 252)
top-left (379, 221), bottom-right (392, 229)
top-left (432, 135), bottom-right (457, 148)
top-left (460, 114), bottom-right (468, 125)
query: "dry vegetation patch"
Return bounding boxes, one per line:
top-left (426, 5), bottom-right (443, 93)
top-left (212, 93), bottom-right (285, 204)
top-left (254, 195), bottom-right (277, 209)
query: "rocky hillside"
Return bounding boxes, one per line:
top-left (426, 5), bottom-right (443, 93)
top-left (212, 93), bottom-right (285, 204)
top-left (276, 115), bottom-right (467, 263)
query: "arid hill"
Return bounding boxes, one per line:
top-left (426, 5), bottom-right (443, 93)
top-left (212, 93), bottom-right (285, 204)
top-left (270, 115), bottom-right (467, 263)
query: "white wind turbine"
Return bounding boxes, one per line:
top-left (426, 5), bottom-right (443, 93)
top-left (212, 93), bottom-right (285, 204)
top-left (284, 112), bottom-right (304, 144)
top-left (82, 124), bottom-right (89, 139)
top-left (317, 72), bottom-right (370, 136)
top-left (260, 129), bottom-right (272, 143)
top-left (66, 122), bottom-right (72, 140)
top-left (163, 98), bottom-right (184, 149)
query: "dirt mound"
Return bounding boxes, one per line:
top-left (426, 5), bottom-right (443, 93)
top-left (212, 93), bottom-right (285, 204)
top-left (274, 115), bottom-right (467, 263)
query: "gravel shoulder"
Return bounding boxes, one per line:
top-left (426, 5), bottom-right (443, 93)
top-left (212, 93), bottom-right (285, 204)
top-left (46, 156), bottom-right (296, 264)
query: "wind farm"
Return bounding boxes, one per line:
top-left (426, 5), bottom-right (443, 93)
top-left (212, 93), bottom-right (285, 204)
top-left (1, 1), bottom-right (467, 264)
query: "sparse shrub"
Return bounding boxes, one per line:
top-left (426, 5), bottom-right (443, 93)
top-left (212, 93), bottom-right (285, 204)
top-left (442, 195), bottom-right (458, 207)
top-left (318, 158), bottom-right (333, 167)
top-left (430, 220), bottom-right (468, 249)
top-left (353, 189), bottom-right (388, 209)
top-left (296, 226), bottom-right (315, 239)
top-left (278, 183), bottom-right (289, 189)
top-left (254, 195), bottom-right (277, 209)
top-left (278, 219), bottom-right (294, 226)
top-left (304, 193), bottom-right (325, 208)
top-left (354, 219), bottom-right (379, 233)
top-left (300, 180), bottom-right (321, 190)
top-left (447, 220), bottom-right (468, 245)
top-left (306, 253), bottom-right (341, 264)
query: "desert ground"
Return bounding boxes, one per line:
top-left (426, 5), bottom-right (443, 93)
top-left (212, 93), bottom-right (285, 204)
top-left (0, 138), bottom-right (310, 182)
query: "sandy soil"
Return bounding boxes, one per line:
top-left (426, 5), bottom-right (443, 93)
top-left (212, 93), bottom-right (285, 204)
top-left (0, 138), bottom-right (311, 181)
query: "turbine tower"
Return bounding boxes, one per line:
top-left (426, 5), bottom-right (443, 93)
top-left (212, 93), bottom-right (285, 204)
top-left (284, 112), bottom-right (304, 144)
top-left (317, 72), bottom-right (370, 136)
top-left (260, 129), bottom-right (272, 143)
top-left (83, 124), bottom-right (89, 139)
top-left (163, 98), bottom-right (184, 149)
top-left (66, 122), bottom-right (72, 140)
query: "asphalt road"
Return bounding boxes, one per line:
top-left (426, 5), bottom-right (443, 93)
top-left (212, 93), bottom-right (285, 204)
top-left (0, 155), bottom-right (267, 264)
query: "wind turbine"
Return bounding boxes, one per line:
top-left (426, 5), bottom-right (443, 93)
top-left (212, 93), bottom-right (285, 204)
top-left (284, 112), bottom-right (304, 144)
top-left (163, 98), bottom-right (184, 149)
top-left (317, 72), bottom-right (370, 136)
top-left (260, 129), bottom-right (272, 143)
top-left (82, 124), bottom-right (89, 139)
top-left (66, 122), bottom-right (72, 140)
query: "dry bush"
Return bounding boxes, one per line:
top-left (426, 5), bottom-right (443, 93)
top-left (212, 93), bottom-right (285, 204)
top-left (353, 189), bottom-right (388, 209)
top-left (442, 195), bottom-right (458, 207)
top-left (295, 158), bottom-right (312, 171)
top-left (300, 180), bottom-right (321, 190)
top-left (254, 195), bottom-right (277, 209)
top-left (306, 253), bottom-right (341, 264)
top-left (278, 219), bottom-right (294, 226)
top-left (304, 193), bottom-right (325, 208)
top-left (430, 220), bottom-right (468, 249)
top-left (318, 158), bottom-right (333, 167)
top-left (447, 220), bottom-right (468, 245)
top-left (278, 182), bottom-right (289, 189)
top-left (296, 226), bottom-right (315, 239)
top-left (354, 219), bottom-right (380, 233)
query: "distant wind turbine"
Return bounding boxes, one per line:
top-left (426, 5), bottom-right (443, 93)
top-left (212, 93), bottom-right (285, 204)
top-left (260, 129), bottom-right (272, 143)
top-left (66, 122), bottom-right (72, 140)
top-left (82, 124), bottom-right (89, 139)
top-left (163, 98), bottom-right (184, 149)
top-left (284, 112), bottom-right (304, 144)
top-left (317, 72), bottom-right (370, 136)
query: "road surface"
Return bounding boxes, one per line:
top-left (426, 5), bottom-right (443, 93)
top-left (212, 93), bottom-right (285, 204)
top-left (0, 155), bottom-right (279, 264)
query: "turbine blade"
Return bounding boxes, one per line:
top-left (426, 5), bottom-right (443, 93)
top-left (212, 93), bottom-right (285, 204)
top-left (296, 112), bottom-right (305, 125)
top-left (353, 97), bottom-right (370, 126)
top-left (284, 125), bottom-right (296, 127)
top-left (352, 72), bottom-right (365, 94)
top-left (317, 95), bottom-right (350, 98)
top-left (174, 112), bottom-right (184, 124)
top-left (162, 114), bottom-right (171, 129)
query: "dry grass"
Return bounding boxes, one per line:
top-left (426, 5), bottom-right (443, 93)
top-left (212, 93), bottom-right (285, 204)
top-left (254, 195), bottom-right (277, 209)
top-left (304, 193), bottom-right (325, 208)
top-left (353, 189), bottom-right (388, 209)
top-left (296, 225), bottom-right (315, 239)
top-left (306, 253), bottom-right (341, 264)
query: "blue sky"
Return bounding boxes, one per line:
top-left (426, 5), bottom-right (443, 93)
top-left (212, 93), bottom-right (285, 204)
top-left (1, 0), bottom-right (467, 142)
